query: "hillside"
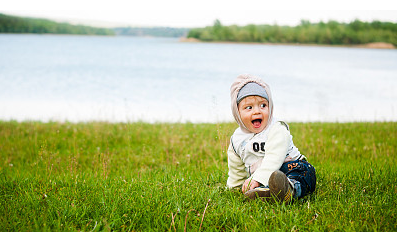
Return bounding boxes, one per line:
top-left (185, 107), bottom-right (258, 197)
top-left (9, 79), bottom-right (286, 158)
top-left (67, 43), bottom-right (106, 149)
top-left (0, 13), bottom-right (114, 35)
top-left (114, 27), bottom-right (188, 37)
top-left (187, 19), bottom-right (397, 47)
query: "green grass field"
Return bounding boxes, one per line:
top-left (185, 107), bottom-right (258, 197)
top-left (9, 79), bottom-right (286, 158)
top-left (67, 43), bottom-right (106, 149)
top-left (0, 121), bottom-right (396, 231)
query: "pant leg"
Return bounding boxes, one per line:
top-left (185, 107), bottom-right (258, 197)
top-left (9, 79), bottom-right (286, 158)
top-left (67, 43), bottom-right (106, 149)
top-left (279, 160), bottom-right (316, 198)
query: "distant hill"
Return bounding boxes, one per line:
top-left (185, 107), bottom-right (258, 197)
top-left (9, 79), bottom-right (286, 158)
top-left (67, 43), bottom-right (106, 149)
top-left (188, 19), bottom-right (397, 47)
top-left (0, 13), bottom-right (190, 37)
top-left (113, 27), bottom-right (189, 37)
top-left (0, 13), bottom-right (114, 35)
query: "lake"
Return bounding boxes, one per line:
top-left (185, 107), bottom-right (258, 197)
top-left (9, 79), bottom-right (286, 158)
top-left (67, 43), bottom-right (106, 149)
top-left (0, 34), bottom-right (396, 123)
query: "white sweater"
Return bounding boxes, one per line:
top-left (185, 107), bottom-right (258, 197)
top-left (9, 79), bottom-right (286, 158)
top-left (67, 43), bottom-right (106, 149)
top-left (227, 120), bottom-right (304, 188)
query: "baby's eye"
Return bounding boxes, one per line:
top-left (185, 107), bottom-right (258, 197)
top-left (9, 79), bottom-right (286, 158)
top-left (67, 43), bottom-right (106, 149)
top-left (260, 103), bottom-right (267, 108)
top-left (245, 106), bottom-right (252, 110)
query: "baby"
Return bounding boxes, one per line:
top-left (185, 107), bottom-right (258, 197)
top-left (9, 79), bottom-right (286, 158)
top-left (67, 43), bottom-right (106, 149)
top-left (227, 74), bottom-right (316, 202)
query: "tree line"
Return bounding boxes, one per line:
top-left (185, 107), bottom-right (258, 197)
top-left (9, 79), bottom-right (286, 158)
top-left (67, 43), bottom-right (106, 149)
top-left (0, 13), bottom-right (114, 35)
top-left (0, 13), bottom-right (187, 37)
top-left (187, 19), bottom-right (397, 46)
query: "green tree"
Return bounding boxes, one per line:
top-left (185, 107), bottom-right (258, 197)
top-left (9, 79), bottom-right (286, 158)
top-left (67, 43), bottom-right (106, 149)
top-left (186, 19), bottom-right (396, 47)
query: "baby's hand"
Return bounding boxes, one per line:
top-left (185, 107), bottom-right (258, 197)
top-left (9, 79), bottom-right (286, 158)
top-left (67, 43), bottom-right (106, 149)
top-left (242, 178), bottom-right (260, 193)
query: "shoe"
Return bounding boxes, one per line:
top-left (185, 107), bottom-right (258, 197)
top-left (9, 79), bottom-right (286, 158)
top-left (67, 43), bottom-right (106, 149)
top-left (268, 170), bottom-right (294, 203)
top-left (244, 186), bottom-right (271, 202)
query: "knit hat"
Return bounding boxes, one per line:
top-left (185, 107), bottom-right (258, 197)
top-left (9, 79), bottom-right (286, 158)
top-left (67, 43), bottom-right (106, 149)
top-left (230, 74), bottom-right (274, 133)
top-left (237, 82), bottom-right (269, 104)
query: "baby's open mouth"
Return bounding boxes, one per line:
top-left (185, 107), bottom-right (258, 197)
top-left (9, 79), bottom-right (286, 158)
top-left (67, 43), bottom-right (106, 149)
top-left (252, 119), bottom-right (262, 128)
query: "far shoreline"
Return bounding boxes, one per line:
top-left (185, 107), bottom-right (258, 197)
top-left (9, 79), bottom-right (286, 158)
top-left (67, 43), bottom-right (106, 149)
top-left (179, 37), bottom-right (397, 50)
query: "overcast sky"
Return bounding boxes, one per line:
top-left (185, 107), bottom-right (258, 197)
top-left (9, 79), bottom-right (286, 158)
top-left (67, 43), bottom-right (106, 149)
top-left (1, 0), bottom-right (397, 28)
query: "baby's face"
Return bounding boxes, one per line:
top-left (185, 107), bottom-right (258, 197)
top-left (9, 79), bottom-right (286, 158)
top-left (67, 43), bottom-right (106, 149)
top-left (238, 96), bottom-right (269, 133)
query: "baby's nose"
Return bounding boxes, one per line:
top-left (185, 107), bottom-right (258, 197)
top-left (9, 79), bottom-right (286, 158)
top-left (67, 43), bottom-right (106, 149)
top-left (253, 106), bottom-right (261, 113)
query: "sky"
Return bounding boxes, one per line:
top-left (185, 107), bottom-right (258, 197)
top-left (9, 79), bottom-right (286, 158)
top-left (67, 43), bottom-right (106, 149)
top-left (1, 0), bottom-right (397, 28)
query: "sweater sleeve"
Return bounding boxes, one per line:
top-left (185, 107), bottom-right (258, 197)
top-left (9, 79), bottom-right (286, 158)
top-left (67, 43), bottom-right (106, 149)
top-left (226, 143), bottom-right (248, 188)
top-left (252, 122), bottom-right (290, 186)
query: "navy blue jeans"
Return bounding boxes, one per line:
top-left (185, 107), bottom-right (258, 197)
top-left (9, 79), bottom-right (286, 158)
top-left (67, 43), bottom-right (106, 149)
top-left (279, 159), bottom-right (316, 198)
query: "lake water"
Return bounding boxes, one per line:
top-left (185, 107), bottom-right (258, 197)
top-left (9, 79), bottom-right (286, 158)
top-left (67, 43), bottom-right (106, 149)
top-left (0, 34), bottom-right (396, 123)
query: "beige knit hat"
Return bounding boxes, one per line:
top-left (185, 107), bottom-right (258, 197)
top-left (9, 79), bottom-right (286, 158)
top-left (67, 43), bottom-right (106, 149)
top-left (230, 74), bottom-right (274, 133)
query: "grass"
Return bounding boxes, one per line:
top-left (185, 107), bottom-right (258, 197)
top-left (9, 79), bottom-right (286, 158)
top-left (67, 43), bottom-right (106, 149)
top-left (0, 121), bottom-right (396, 231)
